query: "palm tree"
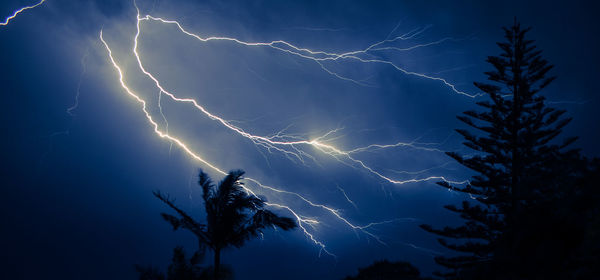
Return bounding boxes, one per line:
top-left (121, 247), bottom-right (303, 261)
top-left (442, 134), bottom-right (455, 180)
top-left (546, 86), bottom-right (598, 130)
top-left (154, 169), bottom-right (297, 279)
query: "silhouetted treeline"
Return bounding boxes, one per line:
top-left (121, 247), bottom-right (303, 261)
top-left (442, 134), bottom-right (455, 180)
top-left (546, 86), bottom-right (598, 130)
top-left (417, 18), bottom-right (600, 279)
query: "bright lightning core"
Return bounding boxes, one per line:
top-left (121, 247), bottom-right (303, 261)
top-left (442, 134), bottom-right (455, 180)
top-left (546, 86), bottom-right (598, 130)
top-left (98, 1), bottom-right (472, 258)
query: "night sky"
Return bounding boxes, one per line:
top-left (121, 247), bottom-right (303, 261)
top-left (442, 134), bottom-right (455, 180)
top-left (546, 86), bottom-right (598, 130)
top-left (1, 0), bottom-right (599, 279)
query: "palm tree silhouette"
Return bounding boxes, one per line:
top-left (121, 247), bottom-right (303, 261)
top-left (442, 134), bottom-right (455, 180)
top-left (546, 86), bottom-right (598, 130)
top-left (154, 169), bottom-right (297, 279)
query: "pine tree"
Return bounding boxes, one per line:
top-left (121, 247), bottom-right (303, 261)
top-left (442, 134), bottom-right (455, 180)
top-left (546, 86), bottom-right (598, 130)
top-left (420, 19), bottom-right (576, 278)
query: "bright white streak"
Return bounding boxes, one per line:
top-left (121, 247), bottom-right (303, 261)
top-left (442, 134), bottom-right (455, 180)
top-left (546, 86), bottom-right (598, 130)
top-left (0, 0), bottom-right (45, 26)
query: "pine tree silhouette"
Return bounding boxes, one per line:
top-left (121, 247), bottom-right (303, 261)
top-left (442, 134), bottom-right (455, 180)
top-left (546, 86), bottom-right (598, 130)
top-left (420, 18), bottom-right (576, 278)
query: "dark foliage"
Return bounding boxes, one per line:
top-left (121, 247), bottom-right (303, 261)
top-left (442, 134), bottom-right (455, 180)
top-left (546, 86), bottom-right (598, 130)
top-left (136, 265), bottom-right (165, 280)
top-left (154, 169), bottom-right (297, 279)
top-left (477, 156), bottom-right (600, 280)
top-left (419, 19), bottom-right (588, 278)
top-left (343, 260), bottom-right (433, 280)
top-left (136, 246), bottom-right (208, 280)
top-left (166, 247), bottom-right (207, 280)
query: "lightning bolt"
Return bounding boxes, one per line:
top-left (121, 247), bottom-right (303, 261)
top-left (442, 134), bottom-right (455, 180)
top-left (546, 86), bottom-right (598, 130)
top-left (67, 47), bottom-right (90, 116)
top-left (138, 14), bottom-right (481, 98)
top-left (101, 30), bottom-right (423, 258)
top-left (0, 0), bottom-right (468, 259)
top-left (0, 0), bottom-right (45, 26)
top-left (132, 9), bottom-right (469, 186)
top-left (337, 185), bottom-right (358, 210)
top-left (98, 1), bottom-right (471, 258)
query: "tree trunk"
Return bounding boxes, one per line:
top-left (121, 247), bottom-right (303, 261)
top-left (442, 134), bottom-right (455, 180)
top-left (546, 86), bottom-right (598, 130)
top-left (214, 248), bottom-right (221, 280)
top-left (511, 25), bottom-right (522, 222)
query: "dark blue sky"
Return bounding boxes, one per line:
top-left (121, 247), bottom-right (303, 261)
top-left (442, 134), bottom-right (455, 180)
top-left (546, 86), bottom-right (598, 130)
top-left (1, 0), bottom-right (599, 279)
